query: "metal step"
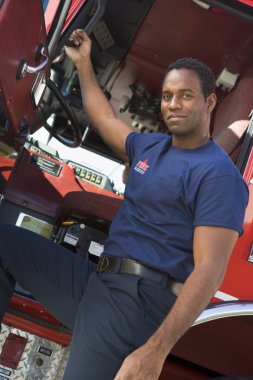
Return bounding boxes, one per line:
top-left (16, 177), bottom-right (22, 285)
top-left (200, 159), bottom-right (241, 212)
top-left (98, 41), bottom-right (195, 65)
top-left (0, 324), bottom-right (70, 380)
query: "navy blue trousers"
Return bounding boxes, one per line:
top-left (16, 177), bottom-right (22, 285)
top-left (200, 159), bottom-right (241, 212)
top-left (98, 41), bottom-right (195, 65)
top-left (0, 225), bottom-right (177, 379)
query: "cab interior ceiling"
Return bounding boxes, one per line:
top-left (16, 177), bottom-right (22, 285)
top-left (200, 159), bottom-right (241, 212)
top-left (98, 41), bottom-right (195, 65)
top-left (82, 0), bottom-right (253, 90)
top-left (1, 0), bottom-right (252, 159)
top-left (48, 0), bottom-right (253, 160)
top-left (122, 0), bottom-right (253, 94)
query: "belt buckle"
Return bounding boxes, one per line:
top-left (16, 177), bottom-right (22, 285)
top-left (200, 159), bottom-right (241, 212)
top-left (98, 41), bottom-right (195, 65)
top-left (97, 256), bottom-right (110, 272)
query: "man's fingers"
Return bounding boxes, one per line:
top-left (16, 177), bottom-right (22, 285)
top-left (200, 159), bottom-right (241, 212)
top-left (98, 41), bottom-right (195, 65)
top-left (64, 41), bottom-right (75, 48)
top-left (67, 29), bottom-right (90, 48)
top-left (68, 35), bottom-right (82, 46)
top-left (70, 29), bottom-right (87, 40)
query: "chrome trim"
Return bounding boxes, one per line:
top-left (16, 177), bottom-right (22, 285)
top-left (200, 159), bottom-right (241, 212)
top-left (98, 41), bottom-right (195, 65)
top-left (194, 301), bottom-right (253, 326)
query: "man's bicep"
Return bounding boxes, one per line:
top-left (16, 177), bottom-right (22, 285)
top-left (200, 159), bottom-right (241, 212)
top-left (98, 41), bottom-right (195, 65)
top-left (193, 176), bottom-right (248, 237)
top-left (193, 226), bottom-right (239, 268)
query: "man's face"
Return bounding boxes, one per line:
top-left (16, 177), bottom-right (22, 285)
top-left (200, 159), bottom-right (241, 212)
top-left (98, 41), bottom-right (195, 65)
top-left (161, 68), bottom-right (213, 140)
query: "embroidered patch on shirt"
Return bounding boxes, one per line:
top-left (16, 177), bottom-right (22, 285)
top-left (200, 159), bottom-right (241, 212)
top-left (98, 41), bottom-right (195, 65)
top-left (134, 159), bottom-right (149, 174)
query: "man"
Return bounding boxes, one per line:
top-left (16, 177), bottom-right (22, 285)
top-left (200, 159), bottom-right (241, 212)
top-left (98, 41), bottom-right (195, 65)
top-left (0, 30), bottom-right (248, 380)
top-left (63, 31), bottom-right (249, 379)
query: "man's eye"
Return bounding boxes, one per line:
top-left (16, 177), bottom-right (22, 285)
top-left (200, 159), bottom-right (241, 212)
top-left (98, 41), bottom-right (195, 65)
top-left (183, 93), bottom-right (192, 99)
top-left (163, 94), bottom-right (172, 101)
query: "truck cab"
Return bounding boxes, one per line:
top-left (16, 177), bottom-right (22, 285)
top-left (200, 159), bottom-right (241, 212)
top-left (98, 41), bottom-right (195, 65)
top-left (0, 0), bottom-right (253, 378)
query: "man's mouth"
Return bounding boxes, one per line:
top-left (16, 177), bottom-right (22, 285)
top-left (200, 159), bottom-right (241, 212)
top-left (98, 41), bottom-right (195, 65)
top-left (166, 115), bottom-right (187, 124)
top-left (167, 114), bottom-right (186, 121)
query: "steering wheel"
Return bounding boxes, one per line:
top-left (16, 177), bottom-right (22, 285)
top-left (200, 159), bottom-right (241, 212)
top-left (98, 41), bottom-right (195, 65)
top-left (42, 79), bottom-right (86, 148)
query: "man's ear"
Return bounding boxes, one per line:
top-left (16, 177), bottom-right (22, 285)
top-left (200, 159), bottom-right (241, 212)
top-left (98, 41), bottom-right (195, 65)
top-left (207, 93), bottom-right (217, 113)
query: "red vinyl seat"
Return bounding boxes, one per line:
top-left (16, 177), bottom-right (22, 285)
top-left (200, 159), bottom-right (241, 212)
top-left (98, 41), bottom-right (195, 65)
top-left (212, 65), bottom-right (253, 162)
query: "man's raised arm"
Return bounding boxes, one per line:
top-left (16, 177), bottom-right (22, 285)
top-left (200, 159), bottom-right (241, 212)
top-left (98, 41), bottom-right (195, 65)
top-left (65, 30), bottom-right (133, 161)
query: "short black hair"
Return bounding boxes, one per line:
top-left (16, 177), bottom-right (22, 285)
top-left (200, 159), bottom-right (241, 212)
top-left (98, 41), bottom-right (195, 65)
top-left (165, 57), bottom-right (216, 99)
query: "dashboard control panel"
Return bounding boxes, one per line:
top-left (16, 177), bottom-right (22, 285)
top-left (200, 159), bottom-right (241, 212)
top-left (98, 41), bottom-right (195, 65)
top-left (67, 161), bottom-right (114, 192)
top-left (25, 138), bottom-right (115, 193)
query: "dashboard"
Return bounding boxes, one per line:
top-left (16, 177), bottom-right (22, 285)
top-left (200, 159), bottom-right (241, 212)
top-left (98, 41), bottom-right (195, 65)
top-left (25, 138), bottom-right (114, 193)
top-left (67, 161), bottom-right (113, 192)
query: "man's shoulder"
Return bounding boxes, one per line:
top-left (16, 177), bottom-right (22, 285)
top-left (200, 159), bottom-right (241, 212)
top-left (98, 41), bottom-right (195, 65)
top-left (199, 139), bottom-right (239, 174)
top-left (127, 131), bottom-right (170, 143)
top-left (126, 132), bottom-right (171, 154)
top-left (126, 132), bottom-right (171, 164)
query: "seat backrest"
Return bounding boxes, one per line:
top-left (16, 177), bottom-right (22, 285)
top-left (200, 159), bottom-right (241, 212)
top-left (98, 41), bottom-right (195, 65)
top-left (212, 65), bottom-right (253, 162)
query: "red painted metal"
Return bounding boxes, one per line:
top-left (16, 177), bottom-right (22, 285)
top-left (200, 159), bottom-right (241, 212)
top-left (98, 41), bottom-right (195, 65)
top-left (160, 359), bottom-right (214, 380)
top-left (44, 0), bottom-right (61, 33)
top-left (3, 149), bottom-right (82, 218)
top-left (0, 157), bottom-right (14, 185)
top-left (3, 312), bottom-right (71, 346)
top-left (238, 0), bottom-right (253, 6)
top-left (9, 294), bottom-right (63, 326)
top-left (215, 147), bottom-right (253, 301)
top-left (1, 0), bottom-right (253, 377)
top-left (126, 0), bottom-right (253, 94)
top-left (0, 0), bottom-right (48, 140)
top-left (0, 333), bottom-right (28, 369)
top-left (171, 315), bottom-right (253, 376)
top-left (62, 0), bottom-right (87, 33)
top-left (45, 0), bottom-right (87, 34)
top-left (2, 149), bottom-right (121, 219)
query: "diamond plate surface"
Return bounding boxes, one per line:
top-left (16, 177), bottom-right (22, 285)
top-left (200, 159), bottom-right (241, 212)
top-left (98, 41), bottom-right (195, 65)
top-left (0, 324), bottom-right (70, 379)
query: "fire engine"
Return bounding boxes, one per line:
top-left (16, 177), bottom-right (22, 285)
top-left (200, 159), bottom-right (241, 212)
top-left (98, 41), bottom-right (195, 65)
top-left (0, 0), bottom-right (253, 378)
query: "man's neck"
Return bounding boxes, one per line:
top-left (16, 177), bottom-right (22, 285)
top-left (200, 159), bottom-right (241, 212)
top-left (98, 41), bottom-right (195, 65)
top-left (172, 134), bottom-right (210, 149)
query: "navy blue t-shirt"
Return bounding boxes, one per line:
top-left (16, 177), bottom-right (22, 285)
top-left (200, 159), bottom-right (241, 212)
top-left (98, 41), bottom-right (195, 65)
top-left (103, 133), bottom-right (248, 282)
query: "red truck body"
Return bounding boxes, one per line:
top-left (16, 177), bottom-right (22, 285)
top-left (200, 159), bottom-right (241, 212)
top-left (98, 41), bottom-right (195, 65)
top-left (0, 0), bottom-right (253, 378)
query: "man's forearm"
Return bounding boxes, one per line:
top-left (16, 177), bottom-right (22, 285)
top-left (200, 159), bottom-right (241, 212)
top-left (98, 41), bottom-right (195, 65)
top-left (75, 56), bottom-right (132, 161)
top-left (66, 30), bottom-right (133, 160)
top-left (145, 263), bottom-right (225, 360)
top-left (76, 58), bottom-right (116, 127)
top-left (113, 262), bottom-right (227, 380)
top-left (149, 226), bottom-right (239, 360)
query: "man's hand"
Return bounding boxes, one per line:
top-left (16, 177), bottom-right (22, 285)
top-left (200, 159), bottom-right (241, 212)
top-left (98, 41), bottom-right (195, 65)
top-left (64, 29), bottom-right (132, 160)
top-left (114, 344), bottom-right (165, 380)
top-left (64, 29), bottom-right (91, 67)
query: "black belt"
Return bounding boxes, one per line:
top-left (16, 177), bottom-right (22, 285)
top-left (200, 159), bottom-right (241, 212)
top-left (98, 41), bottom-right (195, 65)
top-left (97, 255), bottom-right (183, 296)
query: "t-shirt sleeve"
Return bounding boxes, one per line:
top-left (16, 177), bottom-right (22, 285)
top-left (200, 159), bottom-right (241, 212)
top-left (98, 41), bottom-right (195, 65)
top-left (125, 132), bottom-right (138, 165)
top-left (193, 175), bottom-right (249, 235)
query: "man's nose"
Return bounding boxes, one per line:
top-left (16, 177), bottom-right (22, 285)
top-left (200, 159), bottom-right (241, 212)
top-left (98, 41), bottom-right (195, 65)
top-left (169, 96), bottom-right (181, 109)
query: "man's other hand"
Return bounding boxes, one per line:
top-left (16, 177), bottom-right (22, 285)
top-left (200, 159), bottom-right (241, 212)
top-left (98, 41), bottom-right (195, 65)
top-left (114, 344), bottom-right (165, 380)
